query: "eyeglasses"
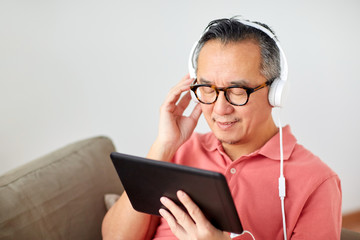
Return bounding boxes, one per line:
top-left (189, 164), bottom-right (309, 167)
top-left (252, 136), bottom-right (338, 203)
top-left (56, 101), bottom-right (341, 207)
top-left (190, 79), bottom-right (271, 106)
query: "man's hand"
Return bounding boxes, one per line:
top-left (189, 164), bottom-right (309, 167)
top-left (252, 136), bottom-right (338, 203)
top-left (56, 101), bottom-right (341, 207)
top-left (159, 190), bottom-right (232, 240)
top-left (149, 74), bottom-right (202, 161)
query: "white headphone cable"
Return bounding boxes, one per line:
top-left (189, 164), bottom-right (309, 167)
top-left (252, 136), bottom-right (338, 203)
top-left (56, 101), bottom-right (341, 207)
top-left (278, 109), bottom-right (287, 240)
top-left (230, 230), bottom-right (255, 240)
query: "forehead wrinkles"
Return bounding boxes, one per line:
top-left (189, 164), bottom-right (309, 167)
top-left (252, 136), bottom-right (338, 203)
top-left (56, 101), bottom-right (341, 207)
top-left (196, 40), bottom-right (263, 85)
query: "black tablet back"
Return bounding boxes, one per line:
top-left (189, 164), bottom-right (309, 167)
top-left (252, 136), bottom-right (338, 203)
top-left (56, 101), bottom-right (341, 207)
top-left (110, 152), bottom-right (243, 234)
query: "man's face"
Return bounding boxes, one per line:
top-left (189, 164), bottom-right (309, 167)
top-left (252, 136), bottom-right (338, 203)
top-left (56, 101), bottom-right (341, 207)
top-left (196, 39), bottom-right (273, 147)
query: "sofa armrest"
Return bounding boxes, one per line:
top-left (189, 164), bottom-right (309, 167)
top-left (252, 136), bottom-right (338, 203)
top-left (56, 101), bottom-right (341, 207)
top-left (341, 228), bottom-right (360, 240)
top-left (0, 136), bottom-right (123, 240)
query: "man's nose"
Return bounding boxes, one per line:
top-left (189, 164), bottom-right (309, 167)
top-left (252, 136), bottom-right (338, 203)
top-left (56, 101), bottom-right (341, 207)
top-left (213, 91), bottom-right (234, 115)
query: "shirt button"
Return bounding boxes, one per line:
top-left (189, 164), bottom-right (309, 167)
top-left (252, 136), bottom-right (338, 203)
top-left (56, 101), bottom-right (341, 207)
top-left (230, 168), bottom-right (236, 174)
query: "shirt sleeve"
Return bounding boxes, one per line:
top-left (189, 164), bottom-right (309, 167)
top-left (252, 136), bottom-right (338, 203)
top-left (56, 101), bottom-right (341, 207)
top-left (290, 175), bottom-right (342, 239)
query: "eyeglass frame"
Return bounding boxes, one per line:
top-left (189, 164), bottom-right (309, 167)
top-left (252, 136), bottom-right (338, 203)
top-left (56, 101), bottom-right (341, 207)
top-left (190, 79), bottom-right (272, 106)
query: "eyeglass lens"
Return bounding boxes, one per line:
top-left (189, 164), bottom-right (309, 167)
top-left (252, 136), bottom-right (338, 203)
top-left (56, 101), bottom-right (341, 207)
top-left (195, 86), bottom-right (248, 105)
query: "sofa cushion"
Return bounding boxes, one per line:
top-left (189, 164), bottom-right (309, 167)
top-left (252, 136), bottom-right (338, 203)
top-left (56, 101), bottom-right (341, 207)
top-left (0, 136), bottom-right (124, 240)
top-left (104, 193), bottom-right (121, 211)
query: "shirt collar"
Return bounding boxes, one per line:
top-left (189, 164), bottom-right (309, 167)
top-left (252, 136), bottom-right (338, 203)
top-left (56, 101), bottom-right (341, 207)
top-left (202, 132), bottom-right (222, 152)
top-left (258, 125), bottom-right (297, 161)
top-left (201, 125), bottom-right (297, 161)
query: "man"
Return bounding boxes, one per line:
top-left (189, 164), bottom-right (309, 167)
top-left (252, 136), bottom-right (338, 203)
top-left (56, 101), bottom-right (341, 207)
top-left (102, 17), bottom-right (342, 239)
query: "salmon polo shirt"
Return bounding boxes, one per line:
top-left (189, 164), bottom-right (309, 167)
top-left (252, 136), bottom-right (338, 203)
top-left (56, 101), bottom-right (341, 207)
top-left (152, 126), bottom-right (342, 240)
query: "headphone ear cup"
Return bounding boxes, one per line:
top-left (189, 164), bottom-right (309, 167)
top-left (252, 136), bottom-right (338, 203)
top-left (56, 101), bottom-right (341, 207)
top-left (188, 42), bottom-right (198, 79)
top-left (189, 66), bottom-right (196, 79)
top-left (268, 78), bottom-right (285, 107)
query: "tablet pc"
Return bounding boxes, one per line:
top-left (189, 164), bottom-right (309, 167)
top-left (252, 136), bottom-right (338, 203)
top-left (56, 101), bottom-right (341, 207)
top-left (110, 152), bottom-right (243, 234)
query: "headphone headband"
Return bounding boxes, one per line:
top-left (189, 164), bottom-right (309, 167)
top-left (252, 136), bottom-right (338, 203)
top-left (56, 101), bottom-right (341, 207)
top-left (236, 19), bottom-right (288, 83)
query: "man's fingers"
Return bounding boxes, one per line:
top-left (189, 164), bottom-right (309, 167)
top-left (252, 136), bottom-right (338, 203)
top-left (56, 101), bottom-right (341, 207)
top-left (160, 196), bottom-right (196, 233)
top-left (159, 208), bottom-right (186, 237)
top-left (177, 190), bottom-right (208, 226)
top-left (162, 77), bottom-right (193, 112)
top-left (175, 92), bottom-right (192, 115)
top-left (160, 192), bottom-right (230, 240)
top-left (189, 103), bottom-right (202, 122)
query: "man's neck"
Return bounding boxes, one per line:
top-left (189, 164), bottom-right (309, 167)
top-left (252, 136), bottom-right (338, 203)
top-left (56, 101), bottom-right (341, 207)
top-left (222, 121), bottom-right (278, 161)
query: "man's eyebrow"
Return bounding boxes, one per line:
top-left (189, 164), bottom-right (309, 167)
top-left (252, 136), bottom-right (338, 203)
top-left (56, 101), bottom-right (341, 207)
top-left (229, 80), bottom-right (249, 86)
top-left (197, 78), bottom-right (212, 85)
top-left (198, 78), bottom-right (250, 86)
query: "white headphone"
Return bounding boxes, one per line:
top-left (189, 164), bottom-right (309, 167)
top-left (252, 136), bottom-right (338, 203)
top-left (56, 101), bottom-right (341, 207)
top-left (188, 18), bottom-right (289, 108)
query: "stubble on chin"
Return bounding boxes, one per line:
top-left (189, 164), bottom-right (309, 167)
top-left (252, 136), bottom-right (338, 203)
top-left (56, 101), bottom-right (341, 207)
top-left (218, 138), bottom-right (241, 145)
top-left (211, 117), bottom-right (242, 145)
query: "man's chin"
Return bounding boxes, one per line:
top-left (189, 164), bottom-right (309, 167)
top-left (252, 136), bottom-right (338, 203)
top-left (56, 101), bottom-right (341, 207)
top-left (211, 127), bottom-right (244, 145)
top-left (216, 135), bottom-right (242, 145)
top-left (219, 139), bottom-right (241, 145)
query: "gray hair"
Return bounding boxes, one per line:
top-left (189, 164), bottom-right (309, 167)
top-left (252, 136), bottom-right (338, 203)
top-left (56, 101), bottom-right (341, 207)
top-left (192, 17), bottom-right (281, 82)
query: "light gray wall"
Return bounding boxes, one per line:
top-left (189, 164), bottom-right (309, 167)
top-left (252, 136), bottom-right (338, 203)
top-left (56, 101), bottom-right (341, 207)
top-left (1, 0), bottom-right (359, 213)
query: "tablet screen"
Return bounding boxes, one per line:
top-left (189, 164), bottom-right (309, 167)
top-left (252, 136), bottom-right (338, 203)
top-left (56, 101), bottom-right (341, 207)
top-left (110, 152), bottom-right (243, 234)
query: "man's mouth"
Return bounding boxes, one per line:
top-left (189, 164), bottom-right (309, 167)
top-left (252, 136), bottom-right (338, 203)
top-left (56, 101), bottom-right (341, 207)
top-left (214, 120), bottom-right (239, 130)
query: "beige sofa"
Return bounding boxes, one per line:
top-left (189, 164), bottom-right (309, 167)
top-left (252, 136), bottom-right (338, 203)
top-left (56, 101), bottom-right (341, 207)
top-left (0, 136), bottom-right (123, 240)
top-left (0, 136), bottom-right (359, 240)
